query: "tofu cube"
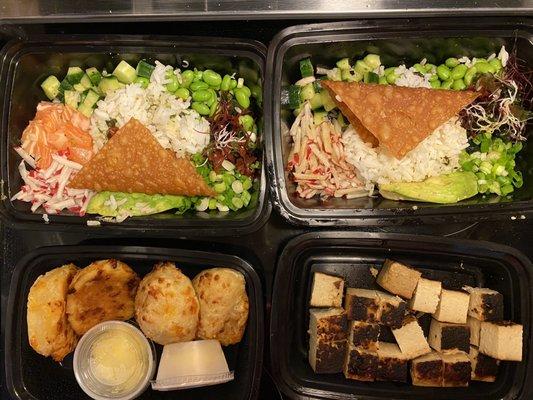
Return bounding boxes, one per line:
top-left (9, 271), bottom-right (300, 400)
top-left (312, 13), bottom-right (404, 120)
top-left (470, 346), bottom-right (499, 382)
top-left (463, 286), bottom-right (504, 321)
top-left (411, 351), bottom-right (443, 387)
top-left (376, 291), bottom-right (406, 329)
top-left (376, 259), bottom-right (422, 299)
top-left (432, 289), bottom-right (470, 324)
top-left (391, 316), bottom-right (431, 359)
top-left (441, 351), bottom-right (471, 387)
top-left (348, 321), bottom-right (380, 351)
top-left (467, 316), bottom-right (481, 346)
top-left (309, 337), bottom-right (347, 373)
top-left (376, 342), bottom-right (408, 382)
top-left (479, 321), bottom-right (523, 361)
top-left (343, 344), bottom-right (379, 381)
top-left (308, 308), bottom-right (348, 373)
top-left (310, 272), bottom-right (345, 308)
top-left (309, 308), bottom-right (348, 342)
top-left (344, 288), bottom-right (380, 322)
top-left (428, 319), bottom-right (470, 353)
top-left (409, 278), bottom-right (442, 314)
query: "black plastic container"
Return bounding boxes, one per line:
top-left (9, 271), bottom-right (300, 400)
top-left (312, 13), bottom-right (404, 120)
top-left (265, 18), bottom-right (533, 226)
top-left (0, 35), bottom-right (270, 235)
top-left (270, 232), bottom-right (533, 400)
top-left (4, 245), bottom-right (264, 400)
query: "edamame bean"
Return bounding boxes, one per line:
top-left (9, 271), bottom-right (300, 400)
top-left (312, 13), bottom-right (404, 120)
top-left (386, 73), bottom-right (397, 84)
top-left (221, 75), bottom-right (232, 91)
top-left (452, 79), bottom-right (466, 90)
top-left (203, 69), bottom-right (222, 87)
top-left (451, 64), bottom-right (468, 80)
top-left (428, 74), bottom-right (439, 82)
top-left (191, 101), bottom-right (210, 115)
top-left (436, 64), bottom-right (451, 81)
top-left (384, 67), bottom-right (396, 76)
top-left (190, 81), bottom-right (209, 91)
top-left (229, 79), bottom-right (238, 90)
top-left (475, 62), bottom-right (492, 74)
top-left (239, 115), bottom-right (254, 131)
top-left (430, 80), bottom-right (441, 89)
top-left (165, 74), bottom-right (180, 92)
top-left (193, 70), bottom-right (203, 81)
top-left (425, 63), bottom-right (436, 73)
top-left (413, 63), bottom-right (426, 74)
top-left (441, 79), bottom-right (454, 89)
top-left (378, 76), bottom-right (388, 85)
top-left (445, 57), bottom-right (459, 68)
top-left (209, 100), bottom-right (219, 116)
top-left (174, 87), bottom-right (190, 100)
top-left (134, 76), bottom-right (149, 88)
top-left (464, 66), bottom-right (477, 86)
top-left (206, 89), bottom-right (217, 107)
top-left (234, 88), bottom-right (250, 109)
top-left (180, 70), bottom-right (194, 88)
top-left (489, 58), bottom-right (502, 72)
top-left (192, 89), bottom-right (211, 102)
top-left (240, 85), bottom-right (251, 97)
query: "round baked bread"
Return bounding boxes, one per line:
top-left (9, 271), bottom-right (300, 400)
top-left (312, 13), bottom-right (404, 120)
top-left (66, 259), bottom-right (140, 335)
top-left (27, 263), bottom-right (80, 362)
top-left (192, 268), bottom-right (249, 346)
top-left (135, 262), bottom-right (199, 345)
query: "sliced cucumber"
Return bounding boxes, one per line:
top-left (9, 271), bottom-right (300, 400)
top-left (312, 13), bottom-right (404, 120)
top-left (113, 60), bottom-right (137, 84)
top-left (64, 90), bottom-right (80, 109)
top-left (288, 85), bottom-right (301, 109)
top-left (136, 60), bottom-right (155, 79)
top-left (77, 103), bottom-right (93, 118)
top-left (363, 54), bottom-right (381, 69)
top-left (300, 83), bottom-right (315, 102)
top-left (86, 67), bottom-right (102, 85)
top-left (77, 89), bottom-right (100, 117)
top-left (320, 90), bottom-right (337, 112)
top-left (58, 78), bottom-right (74, 100)
top-left (336, 58), bottom-right (351, 70)
top-left (354, 60), bottom-right (371, 75)
top-left (312, 79), bottom-right (322, 92)
top-left (41, 75), bottom-right (60, 100)
top-left (313, 110), bottom-right (328, 125)
top-left (80, 74), bottom-right (92, 90)
top-left (98, 76), bottom-right (124, 95)
top-left (66, 67), bottom-right (84, 84)
top-left (299, 58), bottom-right (314, 78)
top-left (364, 71), bottom-right (380, 84)
top-left (73, 83), bottom-right (85, 92)
top-left (309, 93), bottom-right (323, 109)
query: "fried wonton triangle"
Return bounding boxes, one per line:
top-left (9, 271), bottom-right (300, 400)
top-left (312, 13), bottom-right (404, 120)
top-left (69, 118), bottom-right (215, 196)
top-left (321, 81), bottom-right (478, 159)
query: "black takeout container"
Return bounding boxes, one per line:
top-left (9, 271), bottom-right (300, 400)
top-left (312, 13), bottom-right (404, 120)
top-left (265, 18), bottom-right (533, 226)
top-left (0, 35), bottom-right (270, 234)
top-left (270, 232), bottom-right (533, 400)
top-left (4, 245), bottom-right (264, 400)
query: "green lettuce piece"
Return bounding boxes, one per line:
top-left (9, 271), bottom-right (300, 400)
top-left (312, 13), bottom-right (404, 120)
top-left (87, 191), bottom-right (194, 217)
top-left (379, 171), bottom-right (479, 204)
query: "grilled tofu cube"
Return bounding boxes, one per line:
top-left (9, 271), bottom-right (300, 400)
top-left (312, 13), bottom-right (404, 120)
top-left (409, 278), bottom-right (442, 314)
top-left (310, 272), bottom-right (345, 308)
top-left (376, 342), bottom-right (408, 382)
top-left (392, 316), bottom-right (431, 359)
top-left (467, 316), bottom-right (481, 346)
top-left (376, 259), bottom-right (422, 299)
top-left (308, 308), bottom-right (348, 373)
top-left (469, 346), bottom-right (499, 382)
top-left (411, 351), bottom-right (443, 387)
top-left (479, 321), bottom-right (523, 361)
top-left (344, 288), bottom-right (380, 322)
top-left (428, 319), bottom-right (470, 353)
top-left (442, 351), bottom-right (471, 387)
top-left (463, 286), bottom-right (503, 322)
top-left (377, 291), bottom-right (406, 329)
top-left (433, 289), bottom-right (470, 324)
top-left (348, 321), bottom-right (380, 351)
top-left (344, 344), bottom-right (379, 381)
top-left (309, 337), bottom-right (347, 373)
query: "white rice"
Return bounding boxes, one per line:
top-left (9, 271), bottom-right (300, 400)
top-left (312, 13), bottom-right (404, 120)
top-left (394, 65), bottom-right (432, 88)
top-left (342, 118), bottom-right (469, 185)
top-left (90, 61), bottom-right (210, 157)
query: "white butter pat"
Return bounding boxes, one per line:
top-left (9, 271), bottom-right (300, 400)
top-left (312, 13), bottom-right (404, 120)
top-left (152, 340), bottom-right (234, 391)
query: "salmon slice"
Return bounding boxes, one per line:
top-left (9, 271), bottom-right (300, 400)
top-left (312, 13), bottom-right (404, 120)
top-left (20, 102), bottom-right (94, 169)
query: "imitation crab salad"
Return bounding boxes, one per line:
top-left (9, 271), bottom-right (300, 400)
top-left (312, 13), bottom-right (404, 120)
top-left (13, 59), bottom-right (261, 222)
top-left (285, 46), bottom-right (532, 204)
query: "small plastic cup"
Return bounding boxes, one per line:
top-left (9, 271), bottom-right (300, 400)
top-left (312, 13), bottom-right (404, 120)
top-left (73, 321), bottom-right (156, 400)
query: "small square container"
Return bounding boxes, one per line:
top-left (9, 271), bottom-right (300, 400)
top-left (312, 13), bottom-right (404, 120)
top-left (265, 18), bottom-right (533, 226)
top-left (270, 231), bottom-right (533, 399)
top-left (0, 35), bottom-right (270, 235)
top-left (4, 245), bottom-right (264, 400)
